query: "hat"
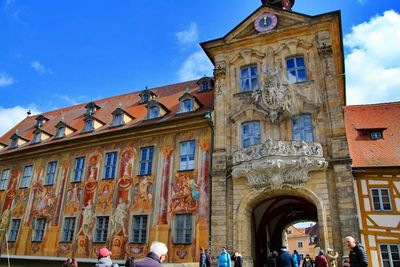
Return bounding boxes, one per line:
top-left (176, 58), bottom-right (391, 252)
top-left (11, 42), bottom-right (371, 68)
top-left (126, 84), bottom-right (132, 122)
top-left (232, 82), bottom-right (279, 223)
top-left (98, 247), bottom-right (112, 258)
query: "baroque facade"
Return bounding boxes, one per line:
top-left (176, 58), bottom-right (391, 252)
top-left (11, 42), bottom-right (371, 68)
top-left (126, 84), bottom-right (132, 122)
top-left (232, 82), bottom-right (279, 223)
top-left (201, 1), bottom-right (359, 266)
top-left (0, 80), bottom-right (213, 266)
top-left (344, 102), bottom-right (400, 267)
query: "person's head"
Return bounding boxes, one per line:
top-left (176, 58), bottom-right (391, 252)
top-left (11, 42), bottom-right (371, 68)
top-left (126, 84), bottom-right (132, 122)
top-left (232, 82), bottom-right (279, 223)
top-left (281, 246), bottom-right (288, 252)
top-left (97, 247), bottom-right (112, 260)
top-left (149, 241), bottom-right (168, 262)
top-left (293, 250), bottom-right (298, 254)
top-left (319, 250), bottom-right (324, 256)
top-left (327, 248), bottom-right (333, 254)
top-left (222, 247), bottom-right (227, 252)
top-left (345, 236), bottom-right (356, 249)
top-left (305, 254), bottom-right (310, 258)
top-left (125, 257), bottom-right (135, 267)
top-left (234, 251), bottom-right (239, 257)
top-left (272, 250), bottom-right (278, 257)
top-left (200, 247), bottom-right (206, 253)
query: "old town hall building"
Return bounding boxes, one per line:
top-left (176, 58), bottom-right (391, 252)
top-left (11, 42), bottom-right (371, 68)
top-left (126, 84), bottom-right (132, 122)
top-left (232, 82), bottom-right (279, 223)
top-left (1, 0), bottom-right (389, 266)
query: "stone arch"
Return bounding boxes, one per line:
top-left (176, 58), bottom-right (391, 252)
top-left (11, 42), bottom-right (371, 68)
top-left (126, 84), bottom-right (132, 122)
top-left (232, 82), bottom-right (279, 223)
top-left (234, 185), bottom-right (328, 264)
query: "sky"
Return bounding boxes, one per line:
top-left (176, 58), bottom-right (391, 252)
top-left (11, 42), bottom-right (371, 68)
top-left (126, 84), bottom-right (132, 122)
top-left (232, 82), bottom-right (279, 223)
top-left (1, 0), bottom-right (400, 136)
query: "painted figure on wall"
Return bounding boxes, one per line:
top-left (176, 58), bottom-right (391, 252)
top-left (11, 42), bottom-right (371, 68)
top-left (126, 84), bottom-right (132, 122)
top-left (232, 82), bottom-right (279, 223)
top-left (132, 176), bottom-right (153, 212)
top-left (36, 190), bottom-right (57, 217)
top-left (12, 189), bottom-right (28, 217)
top-left (119, 147), bottom-right (136, 178)
top-left (170, 173), bottom-right (199, 214)
top-left (110, 198), bottom-right (128, 236)
top-left (65, 184), bottom-right (82, 215)
top-left (79, 200), bottom-right (95, 237)
top-left (97, 182), bottom-right (115, 211)
top-left (3, 168), bottom-right (19, 211)
top-left (83, 152), bottom-right (101, 206)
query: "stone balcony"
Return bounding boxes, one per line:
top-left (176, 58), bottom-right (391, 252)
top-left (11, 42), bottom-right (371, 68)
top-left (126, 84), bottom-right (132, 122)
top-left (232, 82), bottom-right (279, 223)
top-left (232, 138), bottom-right (328, 189)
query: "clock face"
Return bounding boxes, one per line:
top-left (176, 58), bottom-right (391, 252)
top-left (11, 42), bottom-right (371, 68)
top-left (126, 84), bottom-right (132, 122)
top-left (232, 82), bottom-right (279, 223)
top-left (254, 12), bottom-right (278, 33)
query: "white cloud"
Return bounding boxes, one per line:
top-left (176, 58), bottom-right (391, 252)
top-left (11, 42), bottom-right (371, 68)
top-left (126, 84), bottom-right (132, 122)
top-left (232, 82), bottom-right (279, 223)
top-left (31, 61), bottom-right (53, 75)
top-left (0, 105), bottom-right (41, 137)
top-left (176, 22), bottom-right (199, 45)
top-left (0, 72), bottom-right (14, 87)
top-left (356, 0), bottom-right (367, 4)
top-left (345, 10), bottom-right (400, 105)
top-left (177, 50), bottom-right (213, 82)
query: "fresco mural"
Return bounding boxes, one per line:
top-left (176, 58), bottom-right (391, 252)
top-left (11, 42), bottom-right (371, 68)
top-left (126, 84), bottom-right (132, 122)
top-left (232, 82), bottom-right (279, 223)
top-left (0, 130), bottom-right (211, 263)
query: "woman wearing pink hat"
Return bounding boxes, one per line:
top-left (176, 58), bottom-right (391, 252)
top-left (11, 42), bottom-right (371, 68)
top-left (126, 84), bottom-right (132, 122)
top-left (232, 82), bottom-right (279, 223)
top-left (95, 247), bottom-right (119, 267)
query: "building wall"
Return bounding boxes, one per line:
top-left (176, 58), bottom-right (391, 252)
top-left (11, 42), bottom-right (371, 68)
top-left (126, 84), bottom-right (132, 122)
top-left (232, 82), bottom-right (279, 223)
top-left (0, 123), bottom-right (211, 264)
top-left (354, 171), bottom-right (400, 267)
top-left (202, 6), bottom-right (360, 266)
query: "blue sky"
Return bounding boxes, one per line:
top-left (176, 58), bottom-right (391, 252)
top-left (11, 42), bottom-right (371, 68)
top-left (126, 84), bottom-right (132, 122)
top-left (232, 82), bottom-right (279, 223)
top-left (1, 0), bottom-right (400, 135)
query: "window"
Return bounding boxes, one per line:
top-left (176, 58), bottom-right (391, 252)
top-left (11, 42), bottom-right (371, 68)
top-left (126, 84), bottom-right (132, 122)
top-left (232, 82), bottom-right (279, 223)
top-left (174, 214), bottom-right (192, 244)
top-left (180, 141), bottom-right (195, 170)
top-left (104, 152), bottom-right (118, 179)
top-left (61, 217), bottom-right (76, 242)
top-left (45, 161), bottom-right (58, 185)
top-left (55, 126), bottom-right (66, 138)
top-left (298, 241), bottom-right (303, 248)
top-left (8, 219), bottom-right (21, 242)
top-left (286, 56), bottom-right (307, 83)
top-left (148, 106), bottom-right (160, 119)
top-left (371, 132), bottom-right (383, 140)
top-left (94, 217), bottom-right (109, 243)
top-left (287, 230), bottom-right (292, 234)
top-left (380, 244), bottom-right (400, 267)
top-left (20, 165), bottom-right (33, 188)
top-left (83, 119), bottom-right (94, 132)
top-left (292, 114), bottom-right (314, 142)
top-left (180, 99), bottom-right (193, 113)
top-left (10, 137), bottom-right (18, 149)
top-left (132, 215), bottom-right (148, 243)
top-left (200, 80), bottom-right (213, 91)
top-left (240, 65), bottom-right (258, 92)
top-left (31, 131), bottom-right (42, 144)
top-left (242, 121), bottom-right (261, 148)
top-left (33, 218), bottom-right (46, 242)
top-left (140, 147), bottom-right (154, 175)
top-left (372, 188), bottom-right (392, 211)
top-left (111, 113), bottom-right (124, 127)
top-left (73, 157), bottom-right (85, 182)
top-left (0, 169), bottom-right (10, 190)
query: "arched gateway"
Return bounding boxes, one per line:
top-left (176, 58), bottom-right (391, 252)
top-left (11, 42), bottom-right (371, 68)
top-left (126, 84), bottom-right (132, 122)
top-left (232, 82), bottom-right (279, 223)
top-left (200, 1), bottom-right (361, 266)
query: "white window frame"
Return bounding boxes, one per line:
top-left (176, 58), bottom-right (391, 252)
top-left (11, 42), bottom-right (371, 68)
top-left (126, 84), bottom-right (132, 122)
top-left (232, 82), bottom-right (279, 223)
top-left (20, 165), bottom-right (33, 188)
top-left (45, 161), bottom-right (58, 185)
top-left (179, 140), bottom-right (196, 171)
top-left (292, 113), bottom-right (314, 142)
top-left (241, 121), bottom-right (261, 148)
top-left (380, 244), bottom-right (400, 267)
top-left (298, 241), bottom-right (303, 248)
top-left (61, 217), bottom-right (76, 242)
top-left (32, 218), bottom-right (46, 242)
top-left (55, 126), bottom-right (66, 138)
top-left (131, 215), bottom-right (148, 244)
top-left (94, 216), bottom-right (109, 243)
top-left (240, 65), bottom-right (258, 92)
top-left (8, 218), bottom-right (21, 242)
top-left (173, 213), bottom-right (192, 244)
top-left (148, 106), bottom-right (160, 119)
top-left (0, 169), bottom-right (10, 191)
top-left (371, 188), bottom-right (392, 211)
top-left (73, 157), bottom-right (85, 182)
top-left (139, 147), bottom-right (154, 176)
top-left (104, 151), bottom-right (118, 179)
top-left (286, 56), bottom-right (307, 83)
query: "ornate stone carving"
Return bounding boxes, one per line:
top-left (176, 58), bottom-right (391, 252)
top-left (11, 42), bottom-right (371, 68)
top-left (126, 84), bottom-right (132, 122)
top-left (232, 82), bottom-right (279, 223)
top-left (214, 61), bottom-right (226, 96)
top-left (232, 138), bottom-right (328, 189)
top-left (252, 67), bottom-right (299, 123)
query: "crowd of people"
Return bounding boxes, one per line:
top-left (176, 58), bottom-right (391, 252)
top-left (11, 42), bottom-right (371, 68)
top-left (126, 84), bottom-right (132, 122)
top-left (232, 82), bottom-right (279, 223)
top-left (60, 235), bottom-right (368, 267)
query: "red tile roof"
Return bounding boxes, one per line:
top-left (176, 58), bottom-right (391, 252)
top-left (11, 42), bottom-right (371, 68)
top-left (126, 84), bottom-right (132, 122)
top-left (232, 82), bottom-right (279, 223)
top-left (0, 80), bottom-right (214, 154)
top-left (344, 102), bottom-right (400, 168)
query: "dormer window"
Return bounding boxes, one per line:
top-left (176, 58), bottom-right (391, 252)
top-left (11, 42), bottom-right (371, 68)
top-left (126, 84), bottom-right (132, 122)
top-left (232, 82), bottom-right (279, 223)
top-left (181, 99), bottom-right (193, 112)
top-left (111, 108), bottom-right (125, 127)
top-left (55, 125), bottom-right (66, 139)
top-left (371, 131), bottom-right (383, 140)
top-left (10, 136), bottom-right (18, 149)
top-left (83, 117), bottom-right (94, 132)
top-left (139, 88), bottom-right (157, 104)
top-left (178, 89), bottom-right (200, 114)
top-left (197, 76), bottom-right (214, 92)
top-left (31, 130), bottom-right (42, 144)
top-left (84, 102), bottom-right (100, 116)
top-left (149, 106), bottom-right (160, 119)
top-left (35, 115), bottom-right (48, 128)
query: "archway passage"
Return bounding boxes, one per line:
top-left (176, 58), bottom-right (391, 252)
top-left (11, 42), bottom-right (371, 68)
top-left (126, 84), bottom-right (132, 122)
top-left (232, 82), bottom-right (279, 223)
top-left (253, 195), bottom-right (318, 266)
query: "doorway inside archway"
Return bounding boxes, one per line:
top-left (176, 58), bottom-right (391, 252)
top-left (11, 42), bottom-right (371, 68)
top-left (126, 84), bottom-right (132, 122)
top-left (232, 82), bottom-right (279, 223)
top-left (252, 195), bottom-right (319, 266)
